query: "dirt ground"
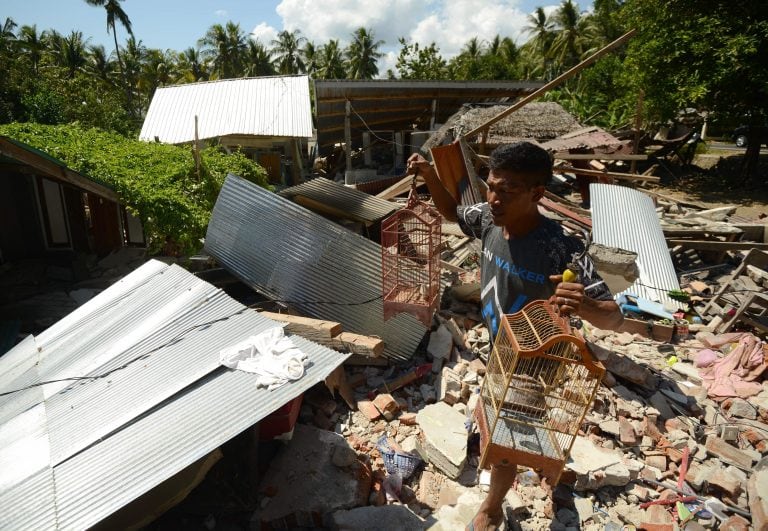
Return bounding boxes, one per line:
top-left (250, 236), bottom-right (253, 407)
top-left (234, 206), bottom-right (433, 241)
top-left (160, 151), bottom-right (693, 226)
top-left (649, 150), bottom-right (768, 219)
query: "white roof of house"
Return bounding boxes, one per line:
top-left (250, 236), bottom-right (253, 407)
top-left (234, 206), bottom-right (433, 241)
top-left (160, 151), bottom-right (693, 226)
top-left (139, 75), bottom-right (313, 144)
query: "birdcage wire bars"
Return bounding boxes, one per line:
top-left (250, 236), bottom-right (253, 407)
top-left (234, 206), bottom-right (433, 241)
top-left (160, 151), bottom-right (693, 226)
top-left (475, 300), bottom-right (604, 485)
top-left (381, 189), bottom-right (441, 327)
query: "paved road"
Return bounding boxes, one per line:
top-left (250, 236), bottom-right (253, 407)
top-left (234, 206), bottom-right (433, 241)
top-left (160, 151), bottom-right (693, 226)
top-left (707, 140), bottom-right (768, 153)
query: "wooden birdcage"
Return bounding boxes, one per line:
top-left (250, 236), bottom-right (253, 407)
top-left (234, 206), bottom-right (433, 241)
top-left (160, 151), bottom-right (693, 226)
top-left (474, 300), bottom-right (604, 485)
top-left (381, 184), bottom-right (441, 327)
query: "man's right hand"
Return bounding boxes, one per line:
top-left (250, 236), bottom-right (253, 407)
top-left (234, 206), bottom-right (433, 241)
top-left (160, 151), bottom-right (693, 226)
top-left (407, 153), bottom-right (435, 178)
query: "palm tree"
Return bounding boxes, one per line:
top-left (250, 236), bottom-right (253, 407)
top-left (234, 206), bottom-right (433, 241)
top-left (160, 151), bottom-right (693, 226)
top-left (86, 43), bottom-right (116, 82)
top-left (499, 37), bottom-right (519, 65)
top-left (523, 6), bottom-right (555, 77)
top-left (271, 29), bottom-right (306, 74)
top-left (177, 47), bottom-right (210, 82)
top-left (17, 25), bottom-right (45, 75)
top-left (302, 41), bottom-right (320, 77)
top-left (199, 22), bottom-right (247, 78)
top-left (345, 27), bottom-right (383, 79)
top-left (0, 17), bottom-right (17, 57)
top-left (550, 0), bottom-right (588, 70)
top-left (57, 30), bottom-right (90, 78)
top-left (84, 0), bottom-right (134, 109)
top-left (242, 39), bottom-right (274, 77)
top-left (318, 39), bottom-right (346, 79)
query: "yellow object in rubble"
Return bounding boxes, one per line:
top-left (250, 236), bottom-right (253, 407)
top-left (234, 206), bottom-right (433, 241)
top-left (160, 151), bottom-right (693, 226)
top-left (562, 269), bottom-right (578, 283)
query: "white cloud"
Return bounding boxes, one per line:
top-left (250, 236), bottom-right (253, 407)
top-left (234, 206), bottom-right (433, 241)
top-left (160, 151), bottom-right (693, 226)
top-left (250, 22), bottom-right (279, 46)
top-left (268, 0), bottom-right (567, 76)
top-left (214, 9), bottom-right (228, 18)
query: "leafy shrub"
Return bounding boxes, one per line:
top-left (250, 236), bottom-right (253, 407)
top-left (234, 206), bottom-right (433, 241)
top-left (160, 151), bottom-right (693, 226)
top-left (0, 122), bottom-right (268, 255)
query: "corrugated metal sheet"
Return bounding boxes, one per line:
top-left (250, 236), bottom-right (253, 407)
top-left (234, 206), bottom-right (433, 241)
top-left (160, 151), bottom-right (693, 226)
top-left (0, 260), bottom-right (349, 530)
top-left (139, 76), bottom-right (313, 144)
top-left (279, 177), bottom-right (400, 223)
top-left (590, 184), bottom-right (680, 310)
top-left (205, 174), bottom-right (428, 361)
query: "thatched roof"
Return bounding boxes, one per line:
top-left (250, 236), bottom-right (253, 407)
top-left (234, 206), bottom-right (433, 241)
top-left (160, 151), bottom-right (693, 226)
top-left (422, 101), bottom-right (582, 152)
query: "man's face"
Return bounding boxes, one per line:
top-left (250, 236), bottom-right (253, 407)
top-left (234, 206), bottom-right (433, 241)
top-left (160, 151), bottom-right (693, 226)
top-left (486, 169), bottom-right (543, 227)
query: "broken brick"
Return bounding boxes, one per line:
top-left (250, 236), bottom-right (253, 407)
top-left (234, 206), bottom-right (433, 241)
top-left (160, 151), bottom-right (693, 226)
top-left (358, 400), bottom-right (381, 421)
top-left (619, 416), bottom-right (637, 446)
top-left (718, 514), bottom-right (751, 531)
top-left (398, 412), bottom-right (418, 426)
top-left (372, 393), bottom-right (399, 421)
top-left (705, 435), bottom-right (754, 469)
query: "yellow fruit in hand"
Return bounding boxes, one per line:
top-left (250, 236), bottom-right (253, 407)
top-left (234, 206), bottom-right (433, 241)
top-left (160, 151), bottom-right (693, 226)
top-left (562, 269), bottom-right (578, 283)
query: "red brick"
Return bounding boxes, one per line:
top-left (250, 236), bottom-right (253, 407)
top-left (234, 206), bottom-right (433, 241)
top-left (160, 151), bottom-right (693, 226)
top-left (358, 399), bottom-right (381, 421)
top-left (399, 412), bottom-right (418, 426)
top-left (619, 416), bottom-right (638, 445)
top-left (645, 455), bottom-right (667, 471)
top-left (372, 393), bottom-right (399, 421)
top-left (705, 435), bottom-right (754, 469)
top-left (708, 468), bottom-right (743, 499)
top-left (719, 515), bottom-right (750, 531)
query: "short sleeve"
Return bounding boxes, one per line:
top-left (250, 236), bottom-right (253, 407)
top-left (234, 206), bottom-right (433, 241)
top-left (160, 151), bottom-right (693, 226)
top-left (456, 203), bottom-right (489, 239)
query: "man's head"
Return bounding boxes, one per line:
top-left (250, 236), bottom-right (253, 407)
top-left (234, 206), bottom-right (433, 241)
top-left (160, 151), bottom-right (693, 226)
top-left (485, 142), bottom-right (553, 231)
top-left (488, 141), bottom-right (553, 187)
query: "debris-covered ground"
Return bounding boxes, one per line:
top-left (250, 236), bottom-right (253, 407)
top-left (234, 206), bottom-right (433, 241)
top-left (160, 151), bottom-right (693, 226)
top-left (2, 150), bottom-right (767, 531)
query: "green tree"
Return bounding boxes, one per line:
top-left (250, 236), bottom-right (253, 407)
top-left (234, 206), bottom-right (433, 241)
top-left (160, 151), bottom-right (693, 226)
top-left (391, 38), bottom-right (446, 79)
top-left (17, 25), bottom-right (45, 75)
top-left (302, 41), bottom-right (320, 77)
top-left (345, 27), bottom-right (383, 79)
top-left (271, 29), bottom-right (306, 74)
top-left (621, 0), bottom-right (768, 182)
top-left (177, 47), bottom-right (210, 82)
top-left (522, 6), bottom-right (555, 78)
top-left (199, 22), bottom-right (247, 78)
top-left (549, 0), bottom-right (592, 72)
top-left (317, 39), bottom-right (346, 79)
top-left (86, 44), bottom-right (116, 83)
top-left (242, 40), bottom-right (274, 77)
top-left (84, 0), bottom-right (134, 113)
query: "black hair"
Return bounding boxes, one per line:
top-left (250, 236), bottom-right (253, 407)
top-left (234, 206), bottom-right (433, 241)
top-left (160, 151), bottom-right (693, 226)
top-left (488, 141), bottom-right (553, 187)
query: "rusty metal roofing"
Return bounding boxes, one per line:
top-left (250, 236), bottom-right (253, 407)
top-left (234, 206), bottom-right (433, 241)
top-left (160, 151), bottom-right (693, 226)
top-left (590, 183), bottom-right (680, 310)
top-left (0, 260), bottom-right (348, 530)
top-left (279, 177), bottom-right (400, 224)
top-left (204, 174), bottom-right (428, 362)
top-left (140, 76), bottom-right (313, 144)
top-left (313, 79), bottom-right (541, 156)
top-left (541, 127), bottom-right (631, 154)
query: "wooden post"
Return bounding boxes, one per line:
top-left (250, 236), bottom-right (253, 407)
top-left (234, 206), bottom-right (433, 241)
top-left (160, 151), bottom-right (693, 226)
top-left (345, 100), bottom-right (353, 181)
top-left (193, 115), bottom-right (202, 183)
top-left (631, 90), bottom-right (644, 174)
top-left (430, 99), bottom-right (437, 130)
top-left (463, 29), bottom-right (636, 139)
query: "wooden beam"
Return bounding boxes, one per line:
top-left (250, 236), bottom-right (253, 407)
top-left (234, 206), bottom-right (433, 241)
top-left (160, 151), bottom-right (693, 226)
top-left (555, 165), bottom-right (660, 183)
top-left (666, 240), bottom-right (768, 251)
top-left (553, 153), bottom-right (648, 161)
top-left (375, 174), bottom-right (424, 201)
top-left (463, 29), bottom-right (636, 139)
top-left (539, 196), bottom-right (592, 229)
top-left (260, 311), bottom-right (342, 339)
top-left (260, 310), bottom-right (384, 357)
top-left (317, 103), bottom-right (430, 118)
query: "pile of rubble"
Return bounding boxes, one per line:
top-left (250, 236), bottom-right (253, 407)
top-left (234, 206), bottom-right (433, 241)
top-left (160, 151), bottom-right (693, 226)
top-left (248, 271), bottom-right (768, 530)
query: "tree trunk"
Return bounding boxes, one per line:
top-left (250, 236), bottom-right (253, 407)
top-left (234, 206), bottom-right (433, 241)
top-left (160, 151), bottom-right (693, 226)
top-left (112, 26), bottom-right (134, 121)
top-left (739, 132), bottom-right (761, 186)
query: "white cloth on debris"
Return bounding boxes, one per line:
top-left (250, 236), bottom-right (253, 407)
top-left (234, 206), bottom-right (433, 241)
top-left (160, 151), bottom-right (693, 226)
top-left (219, 327), bottom-right (308, 390)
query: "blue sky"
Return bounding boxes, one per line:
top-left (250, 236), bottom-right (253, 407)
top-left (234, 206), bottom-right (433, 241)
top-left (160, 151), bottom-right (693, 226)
top-left (4, 0), bottom-right (590, 72)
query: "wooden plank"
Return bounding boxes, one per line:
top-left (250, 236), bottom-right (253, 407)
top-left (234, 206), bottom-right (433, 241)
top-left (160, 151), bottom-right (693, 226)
top-left (329, 332), bottom-right (384, 358)
top-left (554, 165), bottom-right (660, 183)
top-left (553, 153), bottom-right (648, 161)
top-left (259, 311), bottom-right (342, 339)
top-left (292, 194), bottom-right (372, 225)
top-left (666, 240), bottom-right (768, 251)
top-left (539, 196), bottom-right (592, 229)
top-left (375, 175), bottom-right (424, 201)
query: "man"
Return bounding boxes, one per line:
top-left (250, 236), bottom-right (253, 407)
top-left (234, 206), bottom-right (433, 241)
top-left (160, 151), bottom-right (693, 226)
top-left (407, 141), bottom-right (623, 531)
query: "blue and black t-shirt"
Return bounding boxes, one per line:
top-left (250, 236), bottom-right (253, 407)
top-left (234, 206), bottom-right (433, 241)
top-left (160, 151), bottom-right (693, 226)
top-left (456, 203), bottom-right (613, 340)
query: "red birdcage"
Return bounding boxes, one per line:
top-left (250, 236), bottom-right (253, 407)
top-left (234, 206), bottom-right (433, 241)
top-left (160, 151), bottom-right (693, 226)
top-left (381, 181), bottom-right (441, 327)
